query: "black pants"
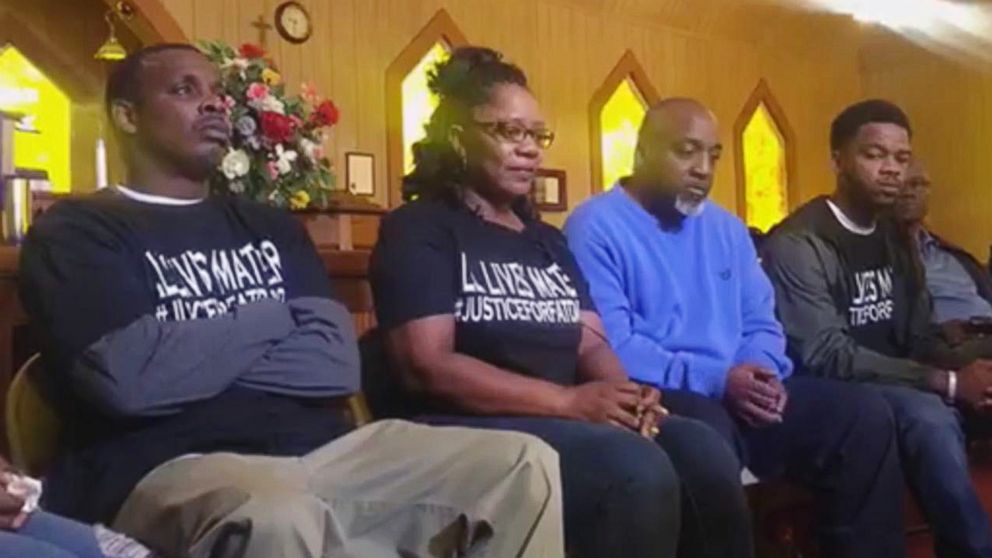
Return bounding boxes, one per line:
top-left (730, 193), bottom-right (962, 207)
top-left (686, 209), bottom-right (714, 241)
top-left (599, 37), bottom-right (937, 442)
top-left (663, 376), bottom-right (906, 558)
top-left (418, 415), bottom-right (751, 558)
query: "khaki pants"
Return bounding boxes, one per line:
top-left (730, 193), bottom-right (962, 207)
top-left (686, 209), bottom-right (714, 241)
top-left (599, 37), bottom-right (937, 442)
top-left (113, 420), bottom-right (563, 558)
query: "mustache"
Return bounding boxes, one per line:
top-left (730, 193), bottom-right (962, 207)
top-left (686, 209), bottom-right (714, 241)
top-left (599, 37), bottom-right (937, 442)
top-left (195, 114), bottom-right (231, 132)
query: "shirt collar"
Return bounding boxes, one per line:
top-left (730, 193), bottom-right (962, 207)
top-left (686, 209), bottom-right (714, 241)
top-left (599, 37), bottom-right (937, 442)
top-left (825, 198), bottom-right (876, 236)
top-left (115, 184), bottom-right (207, 206)
top-left (917, 228), bottom-right (938, 253)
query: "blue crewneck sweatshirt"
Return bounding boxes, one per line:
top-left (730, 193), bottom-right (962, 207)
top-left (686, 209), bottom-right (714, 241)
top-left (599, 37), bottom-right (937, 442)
top-left (564, 186), bottom-right (792, 397)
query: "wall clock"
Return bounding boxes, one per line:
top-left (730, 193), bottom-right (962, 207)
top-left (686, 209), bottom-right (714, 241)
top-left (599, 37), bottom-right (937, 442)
top-left (275, 1), bottom-right (312, 44)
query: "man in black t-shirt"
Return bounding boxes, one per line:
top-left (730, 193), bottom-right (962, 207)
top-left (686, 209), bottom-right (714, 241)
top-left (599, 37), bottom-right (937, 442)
top-left (763, 100), bottom-right (992, 558)
top-left (18, 44), bottom-right (564, 558)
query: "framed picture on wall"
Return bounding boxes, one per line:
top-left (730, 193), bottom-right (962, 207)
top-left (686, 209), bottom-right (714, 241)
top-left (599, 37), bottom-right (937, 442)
top-left (533, 168), bottom-right (567, 212)
top-left (345, 152), bottom-right (375, 196)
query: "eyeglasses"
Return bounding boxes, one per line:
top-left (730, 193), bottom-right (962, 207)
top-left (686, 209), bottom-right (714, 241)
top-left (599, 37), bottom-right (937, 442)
top-left (472, 120), bottom-right (555, 149)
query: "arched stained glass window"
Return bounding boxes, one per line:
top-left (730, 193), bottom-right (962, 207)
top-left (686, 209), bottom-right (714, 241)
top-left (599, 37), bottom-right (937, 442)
top-left (386, 10), bottom-right (466, 206)
top-left (734, 80), bottom-right (795, 232)
top-left (402, 41), bottom-right (450, 176)
top-left (742, 102), bottom-right (787, 232)
top-left (600, 78), bottom-right (647, 192)
top-left (590, 51), bottom-right (659, 193)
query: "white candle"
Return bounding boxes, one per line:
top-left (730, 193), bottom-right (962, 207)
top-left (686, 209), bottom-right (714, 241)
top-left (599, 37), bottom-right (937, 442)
top-left (95, 138), bottom-right (108, 189)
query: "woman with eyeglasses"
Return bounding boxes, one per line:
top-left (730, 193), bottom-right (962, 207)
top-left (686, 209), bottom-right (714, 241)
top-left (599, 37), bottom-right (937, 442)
top-left (370, 46), bottom-right (751, 558)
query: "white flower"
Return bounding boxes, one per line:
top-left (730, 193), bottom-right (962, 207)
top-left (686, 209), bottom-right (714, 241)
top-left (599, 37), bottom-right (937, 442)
top-left (299, 138), bottom-right (322, 163)
top-left (229, 180), bottom-right (246, 194)
top-left (275, 144), bottom-right (298, 175)
top-left (220, 149), bottom-right (251, 179)
top-left (250, 94), bottom-right (285, 115)
top-left (220, 57), bottom-right (249, 79)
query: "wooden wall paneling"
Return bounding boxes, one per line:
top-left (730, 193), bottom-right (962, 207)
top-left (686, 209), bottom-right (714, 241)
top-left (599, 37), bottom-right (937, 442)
top-left (156, 0), bottom-right (870, 228)
top-left (158, 0), bottom-right (194, 41)
top-left (328, 0), bottom-right (359, 198)
top-left (861, 32), bottom-right (992, 256)
top-left (236, 0), bottom-right (265, 47)
top-left (220, 0), bottom-right (241, 48)
top-left (192, 0), bottom-right (224, 44)
top-left (106, 0), bottom-right (188, 44)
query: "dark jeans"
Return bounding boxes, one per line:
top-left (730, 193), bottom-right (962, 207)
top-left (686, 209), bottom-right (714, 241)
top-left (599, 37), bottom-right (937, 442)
top-left (663, 376), bottom-right (906, 558)
top-left (875, 384), bottom-right (992, 558)
top-left (418, 415), bottom-right (751, 558)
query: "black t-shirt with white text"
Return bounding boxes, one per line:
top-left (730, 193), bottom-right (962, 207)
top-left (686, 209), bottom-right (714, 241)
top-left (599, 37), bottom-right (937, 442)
top-left (372, 199), bottom-right (594, 397)
top-left (19, 189), bottom-right (350, 522)
top-left (832, 225), bottom-right (908, 358)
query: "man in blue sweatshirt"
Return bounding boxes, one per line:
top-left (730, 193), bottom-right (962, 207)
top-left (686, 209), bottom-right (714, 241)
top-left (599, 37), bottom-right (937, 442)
top-left (564, 98), bottom-right (905, 558)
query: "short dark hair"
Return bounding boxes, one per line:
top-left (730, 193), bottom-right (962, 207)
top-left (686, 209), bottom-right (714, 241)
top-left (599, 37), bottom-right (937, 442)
top-left (830, 99), bottom-right (912, 151)
top-left (403, 46), bottom-right (529, 207)
top-left (104, 43), bottom-right (202, 118)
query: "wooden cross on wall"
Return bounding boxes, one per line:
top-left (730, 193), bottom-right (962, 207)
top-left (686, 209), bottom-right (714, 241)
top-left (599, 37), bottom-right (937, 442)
top-left (251, 14), bottom-right (273, 48)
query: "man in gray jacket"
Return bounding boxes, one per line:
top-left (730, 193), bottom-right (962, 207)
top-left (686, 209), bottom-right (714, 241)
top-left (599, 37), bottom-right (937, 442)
top-left (763, 99), bottom-right (992, 558)
top-left (19, 43), bottom-right (563, 558)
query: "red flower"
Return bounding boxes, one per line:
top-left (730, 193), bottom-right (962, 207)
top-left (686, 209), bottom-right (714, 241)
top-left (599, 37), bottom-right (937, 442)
top-left (312, 100), bottom-right (340, 127)
top-left (239, 43), bottom-right (266, 59)
top-left (259, 111), bottom-right (296, 144)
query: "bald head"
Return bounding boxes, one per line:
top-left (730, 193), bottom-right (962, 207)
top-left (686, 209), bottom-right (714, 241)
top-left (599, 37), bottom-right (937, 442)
top-left (629, 97), bottom-right (722, 217)
top-left (893, 158), bottom-right (931, 225)
top-left (638, 98), bottom-right (718, 148)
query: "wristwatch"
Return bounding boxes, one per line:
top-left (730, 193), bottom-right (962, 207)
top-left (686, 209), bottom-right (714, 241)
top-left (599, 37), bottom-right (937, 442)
top-left (945, 370), bottom-right (958, 404)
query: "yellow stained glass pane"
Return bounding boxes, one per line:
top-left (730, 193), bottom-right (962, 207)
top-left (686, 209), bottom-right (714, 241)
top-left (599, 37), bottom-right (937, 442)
top-left (402, 41), bottom-right (450, 175)
top-left (742, 102), bottom-right (787, 232)
top-left (600, 78), bottom-right (647, 191)
top-left (0, 45), bottom-right (71, 192)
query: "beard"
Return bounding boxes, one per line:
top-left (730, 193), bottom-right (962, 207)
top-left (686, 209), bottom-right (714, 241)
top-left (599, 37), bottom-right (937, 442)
top-left (840, 169), bottom-right (892, 211)
top-left (674, 193), bottom-right (706, 217)
top-left (641, 188), bottom-right (705, 230)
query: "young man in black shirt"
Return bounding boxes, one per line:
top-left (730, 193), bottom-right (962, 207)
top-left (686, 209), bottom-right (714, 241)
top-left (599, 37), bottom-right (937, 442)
top-left (763, 99), bottom-right (992, 558)
top-left (18, 44), bottom-right (564, 558)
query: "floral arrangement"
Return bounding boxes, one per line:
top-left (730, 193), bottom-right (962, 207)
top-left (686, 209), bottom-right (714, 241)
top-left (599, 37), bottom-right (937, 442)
top-left (199, 41), bottom-right (339, 209)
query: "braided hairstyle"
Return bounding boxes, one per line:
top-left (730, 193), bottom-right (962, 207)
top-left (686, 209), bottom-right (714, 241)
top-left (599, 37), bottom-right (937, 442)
top-left (403, 46), bottom-right (536, 216)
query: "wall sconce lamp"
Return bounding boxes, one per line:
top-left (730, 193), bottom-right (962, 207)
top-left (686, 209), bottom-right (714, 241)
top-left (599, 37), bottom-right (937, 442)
top-left (94, 2), bottom-right (134, 62)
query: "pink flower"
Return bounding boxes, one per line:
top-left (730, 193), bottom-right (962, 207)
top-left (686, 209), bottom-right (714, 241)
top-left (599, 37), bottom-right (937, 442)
top-left (246, 83), bottom-right (269, 101)
top-left (301, 82), bottom-right (319, 104)
top-left (290, 115), bottom-right (303, 128)
top-left (266, 161), bottom-right (280, 180)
